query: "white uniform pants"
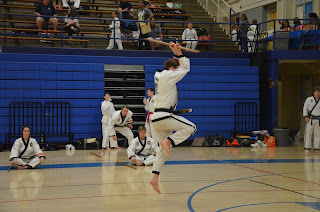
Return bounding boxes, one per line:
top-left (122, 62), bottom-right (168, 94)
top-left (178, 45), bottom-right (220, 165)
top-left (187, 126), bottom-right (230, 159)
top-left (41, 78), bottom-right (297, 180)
top-left (102, 122), bottom-right (109, 148)
top-left (186, 39), bottom-right (197, 50)
top-left (107, 33), bottom-right (123, 50)
top-left (152, 113), bottom-right (196, 173)
top-left (103, 126), bottom-right (134, 148)
top-left (134, 154), bottom-right (156, 166)
top-left (304, 120), bottom-right (320, 150)
top-left (17, 157), bottom-right (41, 168)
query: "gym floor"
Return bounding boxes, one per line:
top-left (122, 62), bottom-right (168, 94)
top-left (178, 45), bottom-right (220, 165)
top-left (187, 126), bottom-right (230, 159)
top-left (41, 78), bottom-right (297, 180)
top-left (0, 145), bottom-right (320, 211)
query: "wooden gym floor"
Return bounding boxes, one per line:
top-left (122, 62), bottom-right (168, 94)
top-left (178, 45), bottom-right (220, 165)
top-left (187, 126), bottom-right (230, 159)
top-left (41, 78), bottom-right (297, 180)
top-left (0, 145), bottom-right (320, 211)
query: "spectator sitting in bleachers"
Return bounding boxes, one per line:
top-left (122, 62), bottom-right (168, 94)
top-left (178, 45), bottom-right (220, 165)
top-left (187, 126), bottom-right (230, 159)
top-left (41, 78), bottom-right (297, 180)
top-left (62, 0), bottom-right (80, 9)
top-left (305, 13), bottom-right (320, 29)
top-left (280, 19), bottom-right (291, 30)
top-left (119, 0), bottom-right (134, 20)
top-left (148, 17), bottom-right (163, 50)
top-left (293, 17), bottom-right (302, 29)
top-left (35, 0), bottom-right (58, 32)
top-left (64, 7), bottom-right (80, 41)
top-left (182, 23), bottom-right (197, 50)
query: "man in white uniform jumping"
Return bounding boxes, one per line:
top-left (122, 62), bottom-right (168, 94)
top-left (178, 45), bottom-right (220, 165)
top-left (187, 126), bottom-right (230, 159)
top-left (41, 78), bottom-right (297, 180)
top-left (149, 42), bottom-right (197, 193)
top-left (303, 87), bottom-right (320, 153)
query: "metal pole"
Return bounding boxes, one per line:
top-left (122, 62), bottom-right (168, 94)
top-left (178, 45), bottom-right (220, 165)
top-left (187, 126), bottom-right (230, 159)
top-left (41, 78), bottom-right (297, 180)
top-left (60, 17), bottom-right (63, 47)
top-left (314, 22), bottom-right (316, 49)
top-left (4, 14), bottom-right (7, 46)
top-left (229, 7), bottom-right (232, 35)
top-left (273, 20), bottom-right (275, 50)
top-left (113, 19), bottom-right (116, 49)
top-left (210, 23), bottom-right (213, 51)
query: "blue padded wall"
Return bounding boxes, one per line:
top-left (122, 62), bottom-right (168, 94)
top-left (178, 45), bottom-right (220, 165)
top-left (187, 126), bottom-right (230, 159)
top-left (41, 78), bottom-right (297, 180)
top-left (145, 65), bottom-right (259, 138)
top-left (0, 61), bottom-right (104, 143)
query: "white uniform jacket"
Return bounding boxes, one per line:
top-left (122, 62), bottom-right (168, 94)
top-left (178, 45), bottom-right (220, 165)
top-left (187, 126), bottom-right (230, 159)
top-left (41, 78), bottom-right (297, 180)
top-left (62, 0), bottom-right (80, 8)
top-left (145, 95), bottom-right (156, 123)
top-left (127, 136), bottom-right (159, 159)
top-left (10, 137), bottom-right (45, 161)
top-left (303, 96), bottom-right (320, 118)
top-left (152, 55), bottom-right (190, 115)
top-left (108, 110), bottom-right (133, 136)
top-left (182, 28), bottom-right (197, 41)
top-left (101, 100), bottom-right (115, 123)
top-left (109, 17), bottom-right (121, 35)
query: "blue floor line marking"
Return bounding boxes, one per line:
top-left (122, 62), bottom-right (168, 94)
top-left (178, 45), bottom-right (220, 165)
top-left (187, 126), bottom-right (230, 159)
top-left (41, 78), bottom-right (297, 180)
top-left (2, 158), bottom-right (320, 171)
top-left (297, 202), bottom-right (320, 210)
top-left (216, 202), bottom-right (320, 212)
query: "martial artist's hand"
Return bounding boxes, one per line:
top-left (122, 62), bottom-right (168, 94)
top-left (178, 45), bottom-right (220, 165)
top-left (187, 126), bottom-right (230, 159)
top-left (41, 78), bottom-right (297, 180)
top-left (169, 42), bottom-right (182, 56)
top-left (113, 136), bottom-right (117, 141)
top-left (305, 117), bottom-right (309, 123)
top-left (40, 157), bottom-right (45, 164)
top-left (128, 124), bottom-right (133, 129)
top-left (12, 158), bottom-right (18, 165)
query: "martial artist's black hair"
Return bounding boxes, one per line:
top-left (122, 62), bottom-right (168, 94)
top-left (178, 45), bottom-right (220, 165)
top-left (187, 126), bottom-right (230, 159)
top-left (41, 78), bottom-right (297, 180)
top-left (22, 125), bottom-right (31, 133)
top-left (122, 105), bottom-right (129, 109)
top-left (315, 87), bottom-right (320, 92)
top-left (104, 91), bottom-right (110, 96)
top-left (147, 88), bottom-right (155, 92)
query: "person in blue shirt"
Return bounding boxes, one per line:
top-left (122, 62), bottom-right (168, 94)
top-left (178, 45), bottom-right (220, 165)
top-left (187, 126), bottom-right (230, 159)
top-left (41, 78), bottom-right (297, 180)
top-left (293, 17), bottom-right (302, 29)
top-left (35, 0), bottom-right (58, 32)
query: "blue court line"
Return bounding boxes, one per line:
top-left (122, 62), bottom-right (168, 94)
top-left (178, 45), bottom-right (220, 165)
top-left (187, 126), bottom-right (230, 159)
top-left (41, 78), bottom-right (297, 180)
top-left (297, 202), bottom-right (320, 210)
top-left (216, 202), bottom-right (320, 212)
top-left (2, 158), bottom-right (320, 171)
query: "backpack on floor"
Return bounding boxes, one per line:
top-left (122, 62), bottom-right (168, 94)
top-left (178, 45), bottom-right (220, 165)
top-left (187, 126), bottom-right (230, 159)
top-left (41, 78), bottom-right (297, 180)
top-left (203, 135), bottom-right (225, 147)
top-left (194, 27), bottom-right (208, 36)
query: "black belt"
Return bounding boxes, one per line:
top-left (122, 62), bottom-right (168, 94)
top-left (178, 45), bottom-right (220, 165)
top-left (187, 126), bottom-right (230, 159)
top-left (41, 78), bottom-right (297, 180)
top-left (155, 108), bottom-right (173, 113)
top-left (309, 115), bottom-right (320, 120)
top-left (308, 115), bottom-right (320, 125)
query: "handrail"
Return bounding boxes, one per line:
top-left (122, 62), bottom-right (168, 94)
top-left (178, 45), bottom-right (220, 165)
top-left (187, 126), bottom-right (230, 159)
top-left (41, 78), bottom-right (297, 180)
top-left (210, 0), bottom-right (230, 20)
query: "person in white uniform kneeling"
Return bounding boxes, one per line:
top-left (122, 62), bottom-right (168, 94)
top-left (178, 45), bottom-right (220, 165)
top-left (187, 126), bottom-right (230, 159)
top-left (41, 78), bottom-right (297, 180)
top-left (105, 105), bottom-right (134, 150)
top-left (303, 87), bottom-right (320, 154)
top-left (9, 125), bottom-right (46, 170)
top-left (127, 126), bottom-right (159, 166)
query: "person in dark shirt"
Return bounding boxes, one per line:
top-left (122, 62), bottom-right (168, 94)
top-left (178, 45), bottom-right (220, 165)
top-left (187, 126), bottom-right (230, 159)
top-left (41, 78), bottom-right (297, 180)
top-left (118, 0), bottom-right (134, 20)
top-left (35, 0), bottom-right (58, 31)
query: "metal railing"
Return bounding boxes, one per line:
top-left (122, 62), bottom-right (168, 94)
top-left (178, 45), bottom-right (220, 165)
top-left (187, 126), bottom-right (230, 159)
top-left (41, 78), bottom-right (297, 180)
top-left (0, 12), bottom-right (239, 51)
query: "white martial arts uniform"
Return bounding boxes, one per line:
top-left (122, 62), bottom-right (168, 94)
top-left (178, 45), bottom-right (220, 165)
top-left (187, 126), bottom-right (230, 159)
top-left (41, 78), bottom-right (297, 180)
top-left (9, 137), bottom-right (45, 168)
top-left (182, 28), bottom-right (198, 50)
top-left (247, 24), bottom-right (257, 52)
top-left (127, 136), bottom-right (159, 166)
top-left (107, 17), bottom-right (123, 50)
top-left (151, 55), bottom-right (197, 174)
top-left (145, 95), bottom-right (156, 138)
top-left (104, 110), bottom-right (134, 148)
top-left (101, 100), bottom-right (115, 149)
top-left (62, 0), bottom-right (80, 8)
top-left (303, 96), bottom-right (320, 150)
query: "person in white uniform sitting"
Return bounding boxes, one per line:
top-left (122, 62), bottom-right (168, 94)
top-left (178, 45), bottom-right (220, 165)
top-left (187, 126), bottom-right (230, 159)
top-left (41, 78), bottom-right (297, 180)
top-left (9, 125), bottom-right (46, 170)
top-left (182, 23), bottom-right (198, 50)
top-left (127, 126), bottom-right (159, 166)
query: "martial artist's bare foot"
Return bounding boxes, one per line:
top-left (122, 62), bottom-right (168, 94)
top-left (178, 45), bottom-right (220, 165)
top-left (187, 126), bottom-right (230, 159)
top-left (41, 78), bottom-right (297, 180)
top-left (17, 166), bottom-right (29, 170)
top-left (305, 149), bottom-right (310, 154)
top-left (135, 161), bottom-right (144, 166)
top-left (107, 147), bottom-right (111, 151)
top-left (160, 139), bottom-right (173, 156)
top-left (150, 174), bottom-right (161, 194)
top-left (315, 150), bottom-right (320, 153)
top-left (113, 147), bottom-right (122, 150)
top-left (100, 150), bottom-right (105, 156)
